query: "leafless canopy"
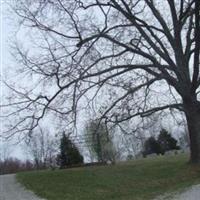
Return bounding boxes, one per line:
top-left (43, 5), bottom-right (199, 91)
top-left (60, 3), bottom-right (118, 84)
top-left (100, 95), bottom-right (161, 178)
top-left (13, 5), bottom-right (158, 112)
top-left (1, 0), bottom-right (199, 139)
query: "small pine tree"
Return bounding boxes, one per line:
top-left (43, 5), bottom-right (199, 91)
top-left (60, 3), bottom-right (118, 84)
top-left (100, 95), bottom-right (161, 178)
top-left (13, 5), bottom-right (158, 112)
top-left (157, 129), bottom-right (180, 154)
top-left (58, 133), bottom-right (83, 168)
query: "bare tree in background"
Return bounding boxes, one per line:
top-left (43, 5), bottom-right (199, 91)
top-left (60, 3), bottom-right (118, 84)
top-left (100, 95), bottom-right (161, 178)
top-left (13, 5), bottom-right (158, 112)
top-left (84, 119), bottom-right (120, 163)
top-left (25, 127), bottom-right (58, 169)
top-left (1, 0), bottom-right (200, 163)
top-left (0, 141), bottom-right (12, 162)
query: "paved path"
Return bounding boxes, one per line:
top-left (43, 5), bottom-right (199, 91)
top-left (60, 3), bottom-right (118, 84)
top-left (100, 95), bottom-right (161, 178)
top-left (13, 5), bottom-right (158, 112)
top-left (172, 185), bottom-right (200, 200)
top-left (155, 184), bottom-right (200, 200)
top-left (0, 174), bottom-right (45, 200)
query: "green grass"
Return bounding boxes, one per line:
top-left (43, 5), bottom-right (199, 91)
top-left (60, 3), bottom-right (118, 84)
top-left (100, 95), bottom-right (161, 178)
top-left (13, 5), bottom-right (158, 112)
top-left (17, 155), bottom-right (200, 200)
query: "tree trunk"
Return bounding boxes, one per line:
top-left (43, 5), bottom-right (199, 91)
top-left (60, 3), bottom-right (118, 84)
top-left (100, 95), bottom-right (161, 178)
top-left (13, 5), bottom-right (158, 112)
top-left (183, 98), bottom-right (200, 164)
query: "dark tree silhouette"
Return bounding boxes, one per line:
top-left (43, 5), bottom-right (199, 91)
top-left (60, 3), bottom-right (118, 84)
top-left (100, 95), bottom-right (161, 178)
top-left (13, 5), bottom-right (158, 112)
top-left (143, 129), bottom-right (180, 155)
top-left (157, 129), bottom-right (180, 154)
top-left (143, 136), bottom-right (161, 156)
top-left (58, 133), bottom-right (83, 168)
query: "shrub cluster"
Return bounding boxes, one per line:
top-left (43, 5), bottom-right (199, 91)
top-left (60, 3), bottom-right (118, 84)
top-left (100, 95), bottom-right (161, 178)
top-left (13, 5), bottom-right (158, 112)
top-left (143, 129), bottom-right (180, 156)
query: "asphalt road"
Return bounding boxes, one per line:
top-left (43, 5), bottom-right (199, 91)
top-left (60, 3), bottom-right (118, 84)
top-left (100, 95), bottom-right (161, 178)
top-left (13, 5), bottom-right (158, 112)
top-left (173, 185), bottom-right (200, 200)
top-left (155, 184), bottom-right (200, 200)
top-left (0, 174), bottom-right (45, 200)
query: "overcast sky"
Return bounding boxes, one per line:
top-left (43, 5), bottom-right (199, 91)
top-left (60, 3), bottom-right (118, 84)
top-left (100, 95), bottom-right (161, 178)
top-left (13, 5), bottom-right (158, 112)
top-left (0, 1), bottom-right (28, 160)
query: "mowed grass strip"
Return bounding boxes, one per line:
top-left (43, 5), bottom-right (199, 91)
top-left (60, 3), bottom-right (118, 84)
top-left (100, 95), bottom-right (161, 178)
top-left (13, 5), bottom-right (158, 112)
top-left (17, 155), bottom-right (200, 200)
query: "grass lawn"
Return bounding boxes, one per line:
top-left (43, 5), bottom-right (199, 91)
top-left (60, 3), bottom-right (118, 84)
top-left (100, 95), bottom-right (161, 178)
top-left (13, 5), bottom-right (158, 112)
top-left (17, 155), bottom-right (200, 200)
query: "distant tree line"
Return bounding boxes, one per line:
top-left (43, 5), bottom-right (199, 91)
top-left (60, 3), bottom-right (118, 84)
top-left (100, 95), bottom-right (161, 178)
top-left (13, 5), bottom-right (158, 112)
top-left (2, 125), bottom-right (185, 174)
top-left (25, 125), bottom-right (184, 169)
top-left (0, 158), bottom-right (35, 175)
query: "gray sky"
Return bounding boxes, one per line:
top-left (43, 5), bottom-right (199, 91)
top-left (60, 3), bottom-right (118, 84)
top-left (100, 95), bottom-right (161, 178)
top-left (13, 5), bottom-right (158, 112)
top-left (0, 1), bottom-right (27, 160)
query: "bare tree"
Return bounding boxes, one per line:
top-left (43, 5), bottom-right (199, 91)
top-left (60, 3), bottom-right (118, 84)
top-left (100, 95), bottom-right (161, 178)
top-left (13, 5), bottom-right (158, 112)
top-left (25, 127), bottom-right (58, 169)
top-left (84, 119), bottom-right (121, 163)
top-left (1, 0), bottom-right (200, 163)
top-left (0, 141), bottom-right (12, 162)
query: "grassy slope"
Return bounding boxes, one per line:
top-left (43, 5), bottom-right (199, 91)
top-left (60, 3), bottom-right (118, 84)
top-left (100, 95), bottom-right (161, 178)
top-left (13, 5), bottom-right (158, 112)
top-left (17, 155), bottom-right (200, 200)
